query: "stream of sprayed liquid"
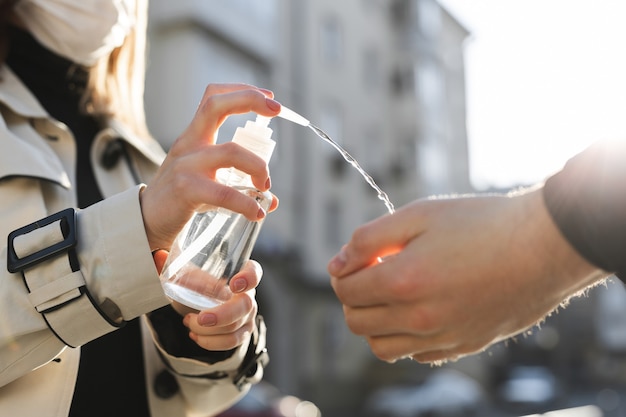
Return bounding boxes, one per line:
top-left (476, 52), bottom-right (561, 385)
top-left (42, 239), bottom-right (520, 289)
top-left (308, 124), bottom-right (395, 214)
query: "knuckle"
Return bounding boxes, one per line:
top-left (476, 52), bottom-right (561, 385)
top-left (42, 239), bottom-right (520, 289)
top-left (230, 323), bottom-right (255, 348)
top-left (203, 83), bottom-right (219, 96)
top-left (350, 226), bottom-right (373, 250)
top-left (212, 185), bottom-right (235, 207)
top-left (219, 141), bottom-right (241, 154)
top-left (407, 307), bottom-right (436, 333)
top-left (239, 294), bottom-right (256, 315)
top-left (164, 169), bottom-right (198, 201)
top-left (200, 84), bottom-right (222, 104)
top-left (387, 272), bottom-right (418, 302)
top-left (248, 260), bottom-right (263, 279)
top-left (170, 170), bottom-right (194, 191)
top-left (199, 93), bottom-right (219, 116)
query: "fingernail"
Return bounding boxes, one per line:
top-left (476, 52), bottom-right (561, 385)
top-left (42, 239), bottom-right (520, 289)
top-left (329, 248), bottom-right (347, 273)
top-left (232, 278), bottom-right (247, 293)
top-left (265, 177), bottom-right (271, 189)
top-left (266, 98), bottom-right (281, 111)
top-left (198, 313), bottom-right (217, 326)
top-left (257, 207), bottom-right (266, 219)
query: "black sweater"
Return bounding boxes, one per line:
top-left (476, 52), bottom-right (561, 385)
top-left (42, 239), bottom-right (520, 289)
top-left (543, 139), bottom-right (626, 280)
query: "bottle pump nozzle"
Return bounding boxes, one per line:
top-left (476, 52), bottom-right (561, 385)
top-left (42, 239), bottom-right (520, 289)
top-left (278, 105), bottom-right (310, 127)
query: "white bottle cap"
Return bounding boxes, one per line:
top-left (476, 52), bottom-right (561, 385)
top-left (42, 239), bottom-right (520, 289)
top-left (232, 115), bottom-right (276, 164)
top-left (223, 115), bottom-right (276, 187)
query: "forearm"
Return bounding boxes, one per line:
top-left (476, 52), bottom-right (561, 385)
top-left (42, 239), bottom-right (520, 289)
top-left (518, 187), bottom-right (607, 309)
top-left (1, 186), bottom-right (168, 386)
top-left (76, 185), bottom-right (169, 320)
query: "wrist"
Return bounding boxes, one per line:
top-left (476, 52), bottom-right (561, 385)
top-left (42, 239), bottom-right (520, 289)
top-left (525, 187), bottom-right (606, 297)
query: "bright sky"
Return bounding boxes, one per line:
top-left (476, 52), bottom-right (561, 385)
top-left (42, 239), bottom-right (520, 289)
top-left (437, 0), bottom-right (626, 190)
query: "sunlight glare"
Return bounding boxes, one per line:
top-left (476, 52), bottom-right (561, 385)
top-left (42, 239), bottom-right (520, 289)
top-left (438, 0), bottom-right (626, 190)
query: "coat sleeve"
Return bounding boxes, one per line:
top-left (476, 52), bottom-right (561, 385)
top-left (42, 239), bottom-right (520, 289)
top-left (0, 185), bottom-right (168, 387)
top-left (543, 139), bottom-right (626, 279)
top-left (2, 183), bottom-right (268, 414)
top-left (142, 309), bottom-right (268, 416)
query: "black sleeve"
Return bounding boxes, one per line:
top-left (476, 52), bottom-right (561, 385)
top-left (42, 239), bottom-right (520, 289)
top-left (148, 305), bottom-right (235, 364)
top-left (542, 139), bottom-right (626, 280)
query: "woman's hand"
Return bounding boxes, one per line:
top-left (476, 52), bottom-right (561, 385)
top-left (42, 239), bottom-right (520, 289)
top-left (152, 250), bottom-right (262, 351)
top-left (140, 83), bottom-right (281, 252)
top-left (182, 260), bottom-right (262, 351)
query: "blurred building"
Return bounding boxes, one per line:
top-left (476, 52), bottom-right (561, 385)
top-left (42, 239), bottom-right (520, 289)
top-left (145, 0), bottom-right (473, 413)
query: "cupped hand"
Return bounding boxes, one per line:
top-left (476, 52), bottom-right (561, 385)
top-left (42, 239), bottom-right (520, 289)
top-left (140, 83), bottom-right (281, 252)
top-left (180, 260), bottom-right (262, 351)
top-left (328, 187), bottom-right (606, 364)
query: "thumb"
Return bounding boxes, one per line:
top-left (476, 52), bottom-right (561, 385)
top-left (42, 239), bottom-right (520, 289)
top-left (328, 209), bottom-right (416, 278)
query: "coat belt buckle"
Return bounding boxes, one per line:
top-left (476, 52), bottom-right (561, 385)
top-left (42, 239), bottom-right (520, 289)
top-left (7, 208), bottom-right (77, 273)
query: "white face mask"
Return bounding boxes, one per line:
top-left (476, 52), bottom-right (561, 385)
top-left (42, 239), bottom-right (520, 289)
top-left (14, 0), bottom-right (135, 66)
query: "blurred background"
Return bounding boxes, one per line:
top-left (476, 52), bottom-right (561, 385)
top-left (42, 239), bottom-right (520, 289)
top-left (143, 1), bottom-right (626, 416)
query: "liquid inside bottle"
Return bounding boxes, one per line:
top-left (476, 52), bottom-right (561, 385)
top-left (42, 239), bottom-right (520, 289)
top-left (160, 114), bottom-right (276, 315)
top-left (160, 187), bottom-right (272, 315)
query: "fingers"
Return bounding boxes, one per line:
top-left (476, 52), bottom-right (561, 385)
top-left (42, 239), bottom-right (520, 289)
top-left (171, 144), bottom-right (272, 220)
top-left (340, 302), bottom-right (439, 338)
top-left (365, 333), bottom-right (475, 364)
top-left (268, 193), bottom-right (279, 213)
top-left (229, 260), bottom-right (263, 294)
top-left (365, 334), bottom-right (441, 363)
top-left (199, 83), bottom-right (274, 99)
top-left (187, 316), bottom-right (255, 351)
top-left (327, 201), bottom-right (426, 278)
top-left (152, 249), bottom-right (169, 274)
top-left (179, 258), bottom-right (264, 351)
top-left (330, 242), bottom-right (426, 308)
top-left (181, 84), bottom-right (281, 149)
top-left (194, 181), bottom-right (267, 222)
top-left (184, 291), bottom-right (258, 351)
top-left (175, 136), bottom-right (273, 193)
top-left (205, 141), bottom-right (272, 191)
top-left (141, 83), bottom-right (282, 251)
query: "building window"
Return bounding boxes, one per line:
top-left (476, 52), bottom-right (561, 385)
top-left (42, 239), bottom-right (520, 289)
top-left (319, 102), bottom-right (346, 177)
top-left (325, 199), bottom-right (342, 247)
top-left (415, 62), bottom-right (443, 108)
top-left (363, 47), bottom-right (381, 88)
top-left (417, 0), bottom-right (441, 39)
top-left (363, 124), bottom-right (383, 170)
top-left (319, 102), bottom-right (344, 149)
top-left (320, 17), bottom-right (343, 63)
top-left (390, 0), bottom-right (410, 26)
top-left (228, 0), bottom-right (277, 25)
top-left (418, 139), bottom-right (449, 192)
top-left (391, 64), bottom-right (414, 95)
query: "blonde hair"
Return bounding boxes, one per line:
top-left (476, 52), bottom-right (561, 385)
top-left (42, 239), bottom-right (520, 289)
top-left (86, 0), bottom-right (151, 139)
top-left (1, 0), bottom-right (151, 139)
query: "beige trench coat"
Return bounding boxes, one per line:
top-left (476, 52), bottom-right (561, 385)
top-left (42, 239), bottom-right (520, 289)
top-left (0, 65), bottom-right (266, 417)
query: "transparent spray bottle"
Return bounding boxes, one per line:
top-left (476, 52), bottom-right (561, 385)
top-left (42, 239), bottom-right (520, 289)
top-left (159, 115), bottom-right (276, 315)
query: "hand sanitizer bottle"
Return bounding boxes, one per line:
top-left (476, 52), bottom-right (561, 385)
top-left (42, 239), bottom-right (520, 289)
top-left (160, 115), bottom-right (276, 315)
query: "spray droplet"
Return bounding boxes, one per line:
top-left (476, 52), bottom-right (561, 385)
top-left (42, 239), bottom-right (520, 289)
top-left (308, 123), bottom-right (395, 214)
